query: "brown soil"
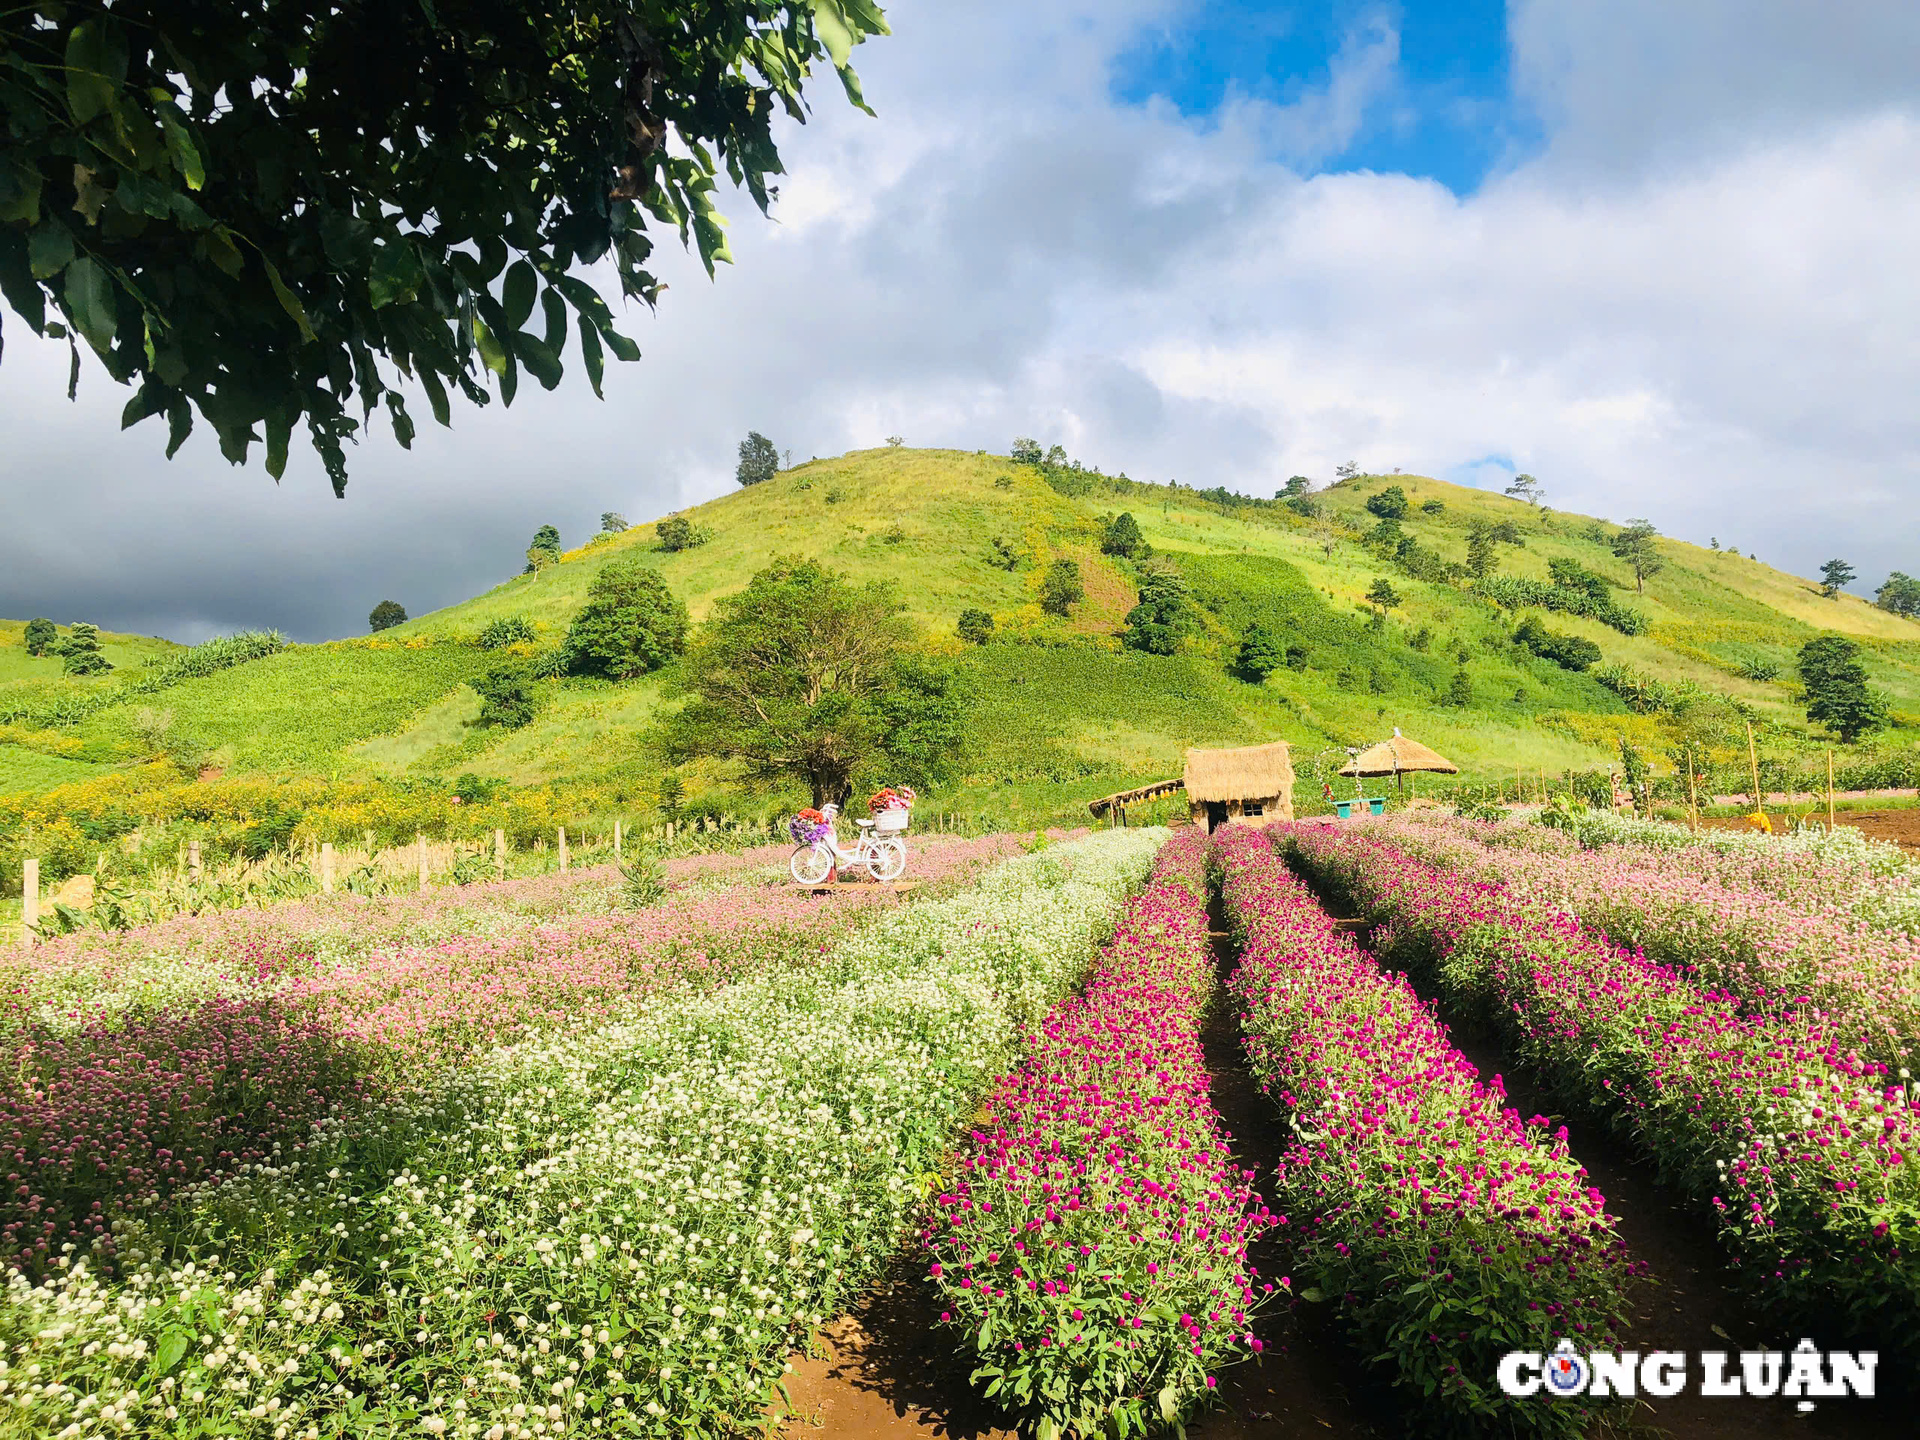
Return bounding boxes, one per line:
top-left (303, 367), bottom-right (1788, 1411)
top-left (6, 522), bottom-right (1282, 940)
top-left (1835, 807), bottom-right (1920, 854)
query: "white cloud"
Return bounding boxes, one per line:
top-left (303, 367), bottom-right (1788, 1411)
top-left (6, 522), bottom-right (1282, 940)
top-left (3, 0), bottom-right (1918, 639)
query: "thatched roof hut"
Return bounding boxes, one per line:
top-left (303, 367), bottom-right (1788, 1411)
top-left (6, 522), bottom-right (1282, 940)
top-left (1337, 735), bottom-right (1459, 778)
top-left (1184, 741), bottom-right (1294, 832)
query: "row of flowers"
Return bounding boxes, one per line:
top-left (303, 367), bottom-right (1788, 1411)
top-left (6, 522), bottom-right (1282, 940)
top-left (1367, 813), bottom-right (1920, 1073)
top-left (1283, 822), bottom-right (1920, 1366)
top-left (923, 828), bottom-right (1273, 1437)
top-left (1214, 826), bottom-right (1637, 1437)
top-left (0, 829), bottom-right (1165, 1440)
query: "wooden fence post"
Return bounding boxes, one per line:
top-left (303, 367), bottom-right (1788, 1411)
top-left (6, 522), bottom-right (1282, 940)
top-left (188, 840), bottom-right (202, 882)
top-left (494, 828), bottom-right (506, 880)
top-left (558, 826), bottom-right (569, 873)
top-left (417, 831), bottom-right (428, 892)
top-left (321, 842), bottom-right (335, 894)
top-left (614, 819), bottom-right (623, 859)
top-left (1827, 749), bottom-right (1836, 831)
top-left (20, 858), bottom-right (37, 950)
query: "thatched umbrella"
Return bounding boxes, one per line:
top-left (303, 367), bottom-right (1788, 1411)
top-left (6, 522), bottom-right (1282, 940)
top-left (1338, 731), bottom-right (1459, 795)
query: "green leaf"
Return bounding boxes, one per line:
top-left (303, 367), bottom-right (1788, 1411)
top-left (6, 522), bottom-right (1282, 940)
top-left (419, 366), bottom-right (452, 427)
top-left (368, 240), bottom-right (425, 309)
top-left (577, 317), bottom-right (604, 398)
top-left (385, 391), bottom-right (416, 448)
top-left (265, 410), bottom-right (292, 479)
top-left (28, 223), bottom-right (75, 280)
top-left (812, 2), bottom-right (856, 67)
top-left (511, 331), bottom-right (562, 390)
top-left (541, 288), bottom-right (568, 352)
top-left (601, 323), bottom-right (640, 363)
top-left (262, 258), bottom-right (316, 341)
top-left (0, 165), bottom-right (43, 224)
top-left (165, 398), bottom-right (193, 458)
top-left (472, 314), bottom-right (509, 376)
top-left (201, 226), bottom-right (243, 278)
top-left (64, 257), bottom-right (117, 354)
top-left (156, 107), bottom-right (205, 190)
top-left (155, 1328), bottom-right (191, 1375)
top-left (502, 260), bottom-right (537, 330)
top-left (65, 22), bottom-right (127, 127)
top-left (1297, 1287), bottom-right (1326, 1304)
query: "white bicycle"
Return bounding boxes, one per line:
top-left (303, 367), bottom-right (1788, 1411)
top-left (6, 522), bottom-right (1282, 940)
top-left (788, 803), bottom-right (909, 884)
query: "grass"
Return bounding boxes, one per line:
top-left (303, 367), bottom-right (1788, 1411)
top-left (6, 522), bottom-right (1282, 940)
top-left (6, 451), bottom-right (1920, 833)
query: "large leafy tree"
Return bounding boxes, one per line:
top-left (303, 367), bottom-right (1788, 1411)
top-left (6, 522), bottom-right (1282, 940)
top-left (561, 559), bottom-right (688, 678)
top-left (735, 430), bottom-right (778, 486)
top-left (1819, 559), bottom-right (1856, 598)
top-left (1610, 519), bottom-right (1664, 593)
top-left (668, 557), bottom-right (966, 805)
top-left (0, 2), bottom-right (888, 495)
top-left (1798, 634), bottom-right (1887, 742)
top-left (1878, 571), bottom-right (1920, 619)
top-left (22, 617), bottom-right (56, 655)
top-left (1121, 567), bottom-right (1198, 655)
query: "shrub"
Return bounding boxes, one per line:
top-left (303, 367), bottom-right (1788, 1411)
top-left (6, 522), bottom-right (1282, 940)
top-left (561, 561), bottom-right (690, 680)
top-left (1733, 653), bottom-right (1780, 682)
top-left (477, 615), bottom-right (536, 649)
top-left (1121, 568), bottom-right (1199, 654)
top-left (956, 608), bottom-right (995, 645)
top-left (22, 617), bottom-right (55, 656)
top-left (472, 666), bottom-right (540, 728)
top-left (1100, 511), bottom-right (1150, 559)
top-left (1010, 437), bottom-right (1044, 465)
top-left (1284, 644), bottom-right (1308, 671)
top-left (1478, 577), bottom-right (1647, 635)
top-left (1419, 497), bottom-right (1445, 514)
top-left (1233, 621), bottom-right (1286, 681)
top-left (1799, 634), bottom-right (1888, 742)
top-left (1040, 558), bottom-right (1084, 617)
top-left (452, 773), bottom-right (501, 804)
top-left (987, 535), bottom-right (1020, 571)
top-left (1513, 615), bottom-right (1602, 671)
top-left (600, 511), bottom-right (629, 533)
top-left (1364, 485), bottom-right (1409, 519)
top-left (366, 600), bottom-right (407, 632)
top-left (656, 514), bottom-right (709, 552)
top-left (60, 622), bottom-right (111, 676)
top-left (1445, 668), bottom-right (1473, 706)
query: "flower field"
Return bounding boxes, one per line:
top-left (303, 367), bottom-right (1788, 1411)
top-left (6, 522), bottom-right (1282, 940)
top-left (1283, 821), bottom-right (1920, 1363)
top-left (925, 828), bottom-right (1273, 1437)
top-left (1214, 826), bottom-right (1635, 1436)
top-left (1361, 813), bottom-right (1920, 1070)
top-left (0, 829), bottom-right (1162, 1439)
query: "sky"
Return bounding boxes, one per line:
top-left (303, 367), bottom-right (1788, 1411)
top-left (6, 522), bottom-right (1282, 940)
top-left (3, 0), bottom-right (1918, 642)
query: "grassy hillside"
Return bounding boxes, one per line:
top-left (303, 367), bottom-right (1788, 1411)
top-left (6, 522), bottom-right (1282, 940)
top-left (6, 449), bottom-right (1919, 853)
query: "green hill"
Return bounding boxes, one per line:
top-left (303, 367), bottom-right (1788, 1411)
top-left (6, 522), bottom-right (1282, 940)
top-left (5, 449), bottom-right (1919, 846)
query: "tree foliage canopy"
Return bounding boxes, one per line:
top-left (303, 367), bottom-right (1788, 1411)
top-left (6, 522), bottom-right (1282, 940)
top-left (0, 2), bottom-right (888, 495)
top-left (1120, 567), bottom-right (1197, 655)
top-left (561, 560), bottom-right (688, 678)
top-left (1232, 621), bottom-right (1285, 682)
top-left (1364, 485), bottom-right (1409, 520)
top-left (668, 557), bottom-right (966, 805)
top-left (1798, 634), bottom-right (1887, 742)
top-left (1878, 571), bottom-right (1920, 620)
top-left (22, 617), bottom-right (56, 655)
top-left (368, 599), bottom-right (407, 632)
top-left (1039, 558), bottom-right (1083, 617)
top-left (1100, 511), bottom-right (1149, 560)
top-left (1610, 519), bottom-right (1664, 593)
top-left (1819, 559), bottom-right (1856, 598)
top-left (735, 430), bottom-right (779, 486)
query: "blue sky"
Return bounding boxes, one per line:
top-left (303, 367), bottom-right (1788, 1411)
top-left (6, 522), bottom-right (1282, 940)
top-left (1113, 1), bottom-right (1534, 192)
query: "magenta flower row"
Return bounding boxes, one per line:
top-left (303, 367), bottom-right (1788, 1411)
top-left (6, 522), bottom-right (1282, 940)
top-left (922, 829), bottom-right (1275, 1436)
top-left (1212, 826), bottom-right (1635, 1435)
top-left (1284, 823), bottom-right (1920, 1363)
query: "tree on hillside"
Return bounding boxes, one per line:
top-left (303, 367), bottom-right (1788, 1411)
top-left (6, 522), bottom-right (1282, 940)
top-left (22, 618), bottom-right (56, 656)
top-left (601, 513), bottom-right (629, 534)
top-left (1548, 556), bottom-right (1610, 602)
top-left (1121, 567), bottom-right (1199, 655)
top-left (1365, 578), bottom-right (1401, 613)
top-left (736, 432), bottom-right (779, 487)
top-left (1465, 526), bottom-right (1499, 580)
top-left (1364, 485), bottom-right (1409, 520)
top-left (1101, 512), bottom-right (1150, 560)
top-left (1045, 444), bottom-right (1069, 468)
top-left (368, 600), bottom-right (407, 633)
top-left (60, 621), bottom-right (111, 676)
top-left (1280, 476), bottom-right (1313, 499)
top-left (655, 516), bottom-right (708, 553)
top-left (523, 524), bottom-right (562, 576)
top-left (987, 536), bottom-right (1021, 571)
top-left (1610, 520), bottom-right (1664, 593)
top-left (1233, 622), bottom-right (1286, 682)
top-left (1504, 474), bottom-right (1544, 506)
top-left (1798, 635), bottom-right (1887, 742)
top-left (1010, 438), bottom-right (1045, 466)
top-left (0, 6), bottom-right (885, 497)
top-left (473, 665), bottom-right (540, 729)
top-left (561, 561), bottom-right (689, 680)
top-left (1445, 667), bottom-right (1474, 707)
top-left (1877, 572), bottom-right (1920, 619)
top-left (1040, 559), bottom-right (1084, 617)
top-left (668, 558), bottom-right (967, 806)
top-left (1819, 559), bottom-right (1857, 598)
top-left (956, 608), bottom-right (995, 645)
top-left (1514, 616), bottom-right (1601, 672)
top-left (1334, 462), bottom-right (1360, 479)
